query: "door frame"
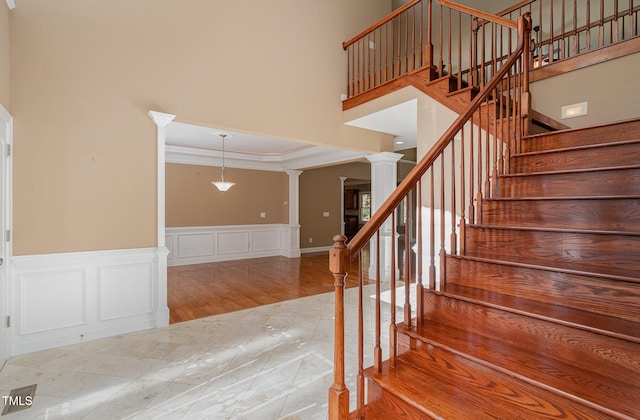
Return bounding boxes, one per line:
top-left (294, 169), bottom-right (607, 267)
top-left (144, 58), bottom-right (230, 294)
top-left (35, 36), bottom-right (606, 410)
top-left (0, 103), bottom-right (13, 365)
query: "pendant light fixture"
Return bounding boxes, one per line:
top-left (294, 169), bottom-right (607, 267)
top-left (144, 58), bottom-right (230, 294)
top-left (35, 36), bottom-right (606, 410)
top-left (211, 133), bottom-right (236, 192)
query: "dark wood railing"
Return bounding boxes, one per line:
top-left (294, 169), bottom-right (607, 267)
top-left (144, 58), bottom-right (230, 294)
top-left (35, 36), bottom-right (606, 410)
top-left (329, 2), bottom-right (532, 417)
top-left (498, 0), bottom-right (640, 67)
top-left (342, 0), bottom-right (523, 99)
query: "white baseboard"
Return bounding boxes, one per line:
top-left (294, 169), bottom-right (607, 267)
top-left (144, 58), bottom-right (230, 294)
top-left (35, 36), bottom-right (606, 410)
top-left (166, 224), bottom-right (301, 266)
top-left (10, 247), bottom-right (168, 356)
top-left (300, 246), bottom-right (332, 254)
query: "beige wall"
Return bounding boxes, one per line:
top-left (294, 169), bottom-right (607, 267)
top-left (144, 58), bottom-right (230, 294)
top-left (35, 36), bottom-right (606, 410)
top-left (166, 163), bottom-right (288, 227)
top-left (531, 52), bottom-right (640, 128)
top-left (10, 0), bottom-right (392, 255)
top-left (0, 4), bottom-right (9, 108)
top-left (300, 159), bottom-right (414, 249)
top-left (301, 162), bottom-right (370, 248)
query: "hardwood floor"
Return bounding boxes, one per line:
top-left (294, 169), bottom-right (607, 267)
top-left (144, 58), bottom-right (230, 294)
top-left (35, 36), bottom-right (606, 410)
top-left (168, 252), bottom-right (371, 323)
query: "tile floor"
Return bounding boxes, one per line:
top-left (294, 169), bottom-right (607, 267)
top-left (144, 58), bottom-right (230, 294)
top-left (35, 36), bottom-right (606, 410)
top-left (0, 284), bottom-right (397, 419)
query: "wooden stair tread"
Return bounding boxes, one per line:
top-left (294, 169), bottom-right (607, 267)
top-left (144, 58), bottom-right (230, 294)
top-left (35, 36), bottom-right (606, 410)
top-left (487, 195), bottom-right (640, 201)
top-left (364, 357), bottom-right (613, 419)
top-left (471, 223), bottom-right (640, 236)
top-left (521, 118), bottom-right (640, 152)
top-left (510, 141), bottom-right (640, 173)
top-left (481, 196), bottom-right (640, 232)
top-left (449, 254), bottom-right (640, 284)
top-left (513, 138), bottom-right (640, 157)
top-left (500, 163), bottom-right (640, 177)
top-left (443, 283), bottom-right (640, 342)
top-left (408, 292), bottom-right (640, 418)
top-left (465, 224), bottom-right (640, 279)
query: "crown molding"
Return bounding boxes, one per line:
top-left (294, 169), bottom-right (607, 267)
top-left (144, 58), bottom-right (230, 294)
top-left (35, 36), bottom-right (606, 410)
top-left (165, 145), bottom-right (367, 172)
top-left (5, 0), bottom-right (15, 10)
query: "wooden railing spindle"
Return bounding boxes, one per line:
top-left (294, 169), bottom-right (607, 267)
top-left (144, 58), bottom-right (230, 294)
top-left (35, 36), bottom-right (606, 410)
top-left (404, 195), bottom-right (412, 326)
top-left (374, 232), bottom-right (382, 373)
top-left (357, 253), bottom-right (364, 419)
top-left (429, 169), bottom-right (436, 289)
top-left (390, 213), bottom-right (397, 368)
top-left (416, 179), bottom-right (424, 327)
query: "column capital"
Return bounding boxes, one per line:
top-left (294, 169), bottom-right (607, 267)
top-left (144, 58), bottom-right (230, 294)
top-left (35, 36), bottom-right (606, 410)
top-left (365, 151), bottom-right (404, 165)
top-left (339, 176), bottom-right (348, 183)
top-left (148, 110), bottom-right (176, 128)
top-left (285, 169), bottom-right (303, 178)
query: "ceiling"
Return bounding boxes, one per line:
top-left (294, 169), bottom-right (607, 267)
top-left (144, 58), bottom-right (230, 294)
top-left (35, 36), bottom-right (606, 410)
top-left (165, 100), bottom-right (418, 172)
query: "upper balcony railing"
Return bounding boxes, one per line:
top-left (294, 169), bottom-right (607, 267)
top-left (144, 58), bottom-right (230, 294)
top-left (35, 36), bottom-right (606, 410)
top-left (342, 0), bottom-right (639, 102)
top-left (342, 0), bottom-right (521, 101)
top-left (498, 0), bottom-right (640, 67)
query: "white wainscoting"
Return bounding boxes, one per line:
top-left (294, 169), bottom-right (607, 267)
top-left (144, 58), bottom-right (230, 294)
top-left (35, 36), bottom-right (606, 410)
top-left (166, 224), bottom-right (300, 266)
top-left (10, 247), bottom-right (168, 356)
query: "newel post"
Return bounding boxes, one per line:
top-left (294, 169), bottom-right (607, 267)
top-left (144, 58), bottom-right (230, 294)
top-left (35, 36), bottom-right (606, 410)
top-left (328, 234), bottom-right (351, 420)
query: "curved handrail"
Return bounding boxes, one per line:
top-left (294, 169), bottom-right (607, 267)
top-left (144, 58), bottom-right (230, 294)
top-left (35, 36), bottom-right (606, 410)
top-left (346, 14), bottom-right (529, 256)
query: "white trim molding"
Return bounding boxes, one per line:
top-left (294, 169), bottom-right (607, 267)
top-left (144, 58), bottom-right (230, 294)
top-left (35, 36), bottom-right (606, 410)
top-left (301, 246), bottom-right (333, 254)
top-left (10, 247), bottom-right (168, 356)
top-left (166, 224), bottom-right (300, 266)
top-left (165, 144), bottom-right (366, 172)
top-left (148, 110), bottom-right (175, 328)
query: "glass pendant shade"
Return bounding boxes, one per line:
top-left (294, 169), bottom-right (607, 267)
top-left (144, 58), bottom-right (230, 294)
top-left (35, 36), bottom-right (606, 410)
top-left (212, 181), bottom-right (235, 192)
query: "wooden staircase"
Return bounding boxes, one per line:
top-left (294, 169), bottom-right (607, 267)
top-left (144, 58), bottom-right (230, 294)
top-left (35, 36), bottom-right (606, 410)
top-left (331, 2), bottom-right (640, 418)
top-left (362, 118), bottom-right (640, 419)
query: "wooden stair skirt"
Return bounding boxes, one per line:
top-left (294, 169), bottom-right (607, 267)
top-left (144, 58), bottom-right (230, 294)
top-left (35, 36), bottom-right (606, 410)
top-left (363, 118), bottom-right (640, 419)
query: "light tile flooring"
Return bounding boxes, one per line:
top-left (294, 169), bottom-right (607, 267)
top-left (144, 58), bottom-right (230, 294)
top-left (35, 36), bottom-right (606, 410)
top-left (0, 284), bottom-right (396, 419)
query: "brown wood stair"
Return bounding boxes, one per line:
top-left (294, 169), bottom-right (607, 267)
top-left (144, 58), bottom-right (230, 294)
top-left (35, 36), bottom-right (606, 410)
top-left (362, 118), bottom-right (640, 419)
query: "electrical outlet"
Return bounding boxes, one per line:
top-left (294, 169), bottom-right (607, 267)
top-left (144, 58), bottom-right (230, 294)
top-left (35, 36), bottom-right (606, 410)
top-left (309, 238), bottom-right (313, 243)
top-left (260, 212), bottom-right (266, 218)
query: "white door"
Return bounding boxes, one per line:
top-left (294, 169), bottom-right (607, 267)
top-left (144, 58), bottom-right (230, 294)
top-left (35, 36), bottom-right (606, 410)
top-left (0, 105), bottom-right (11, 365)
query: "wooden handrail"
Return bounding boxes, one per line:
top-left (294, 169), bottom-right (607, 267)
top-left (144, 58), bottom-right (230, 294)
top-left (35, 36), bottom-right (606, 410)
top-left (344, 0), bottom-right (518, 50)
top-left (343, 0), bottom-right (421, 49)
top-left (496, 0), bottom-right (536, 18)
top-left (346, 14), bottom-right (529, 257)
top-left (437, 0), bottom-right (518, 29)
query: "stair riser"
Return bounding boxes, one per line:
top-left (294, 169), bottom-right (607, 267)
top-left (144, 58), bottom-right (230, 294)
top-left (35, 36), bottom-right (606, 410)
top-left (365, 379), bottom-right (434, 419)
top-left (420, 292), bottom-right (640, 386)
top-left (521, 120), bottom-right (640, 152)
top-left (464, 226), bottom-right (640, 278)
top-left (511, 142), bottom-right (640, 173)
top-left (481, 198), bottom-right (640, 232)
top-left (445, 257), bottom-right (640, 323)
top-left (497, 168), bottom-right (640, 198)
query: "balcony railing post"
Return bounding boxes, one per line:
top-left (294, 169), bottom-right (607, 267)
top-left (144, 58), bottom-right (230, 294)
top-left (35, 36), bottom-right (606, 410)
top-left (519, 13), bottom-right (532, 138)
top-left (328, 234), bottom-right (351, 420)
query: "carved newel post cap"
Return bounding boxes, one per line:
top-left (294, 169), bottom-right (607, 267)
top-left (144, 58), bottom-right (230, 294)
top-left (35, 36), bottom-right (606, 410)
top-left (332, 234), bottom-right (348, 248)
top-left (329, 234), bottom-right (350, 274)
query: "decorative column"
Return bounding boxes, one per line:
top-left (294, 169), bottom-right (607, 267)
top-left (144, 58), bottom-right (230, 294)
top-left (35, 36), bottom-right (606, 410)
top-left (366, 152), bottom-right (403, 280)
top-left (148, 110), bottom-right (175, 327)
top-left (284, 170), bottom-right (302, 258)
top-left (339, 176), bottom-right (348, 236)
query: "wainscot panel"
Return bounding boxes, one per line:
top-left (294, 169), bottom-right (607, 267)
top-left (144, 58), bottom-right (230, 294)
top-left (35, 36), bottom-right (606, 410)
top-left (10, 247), bottom-right (168, 356)
top-left (166, 224), bottom-right (300, 266)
